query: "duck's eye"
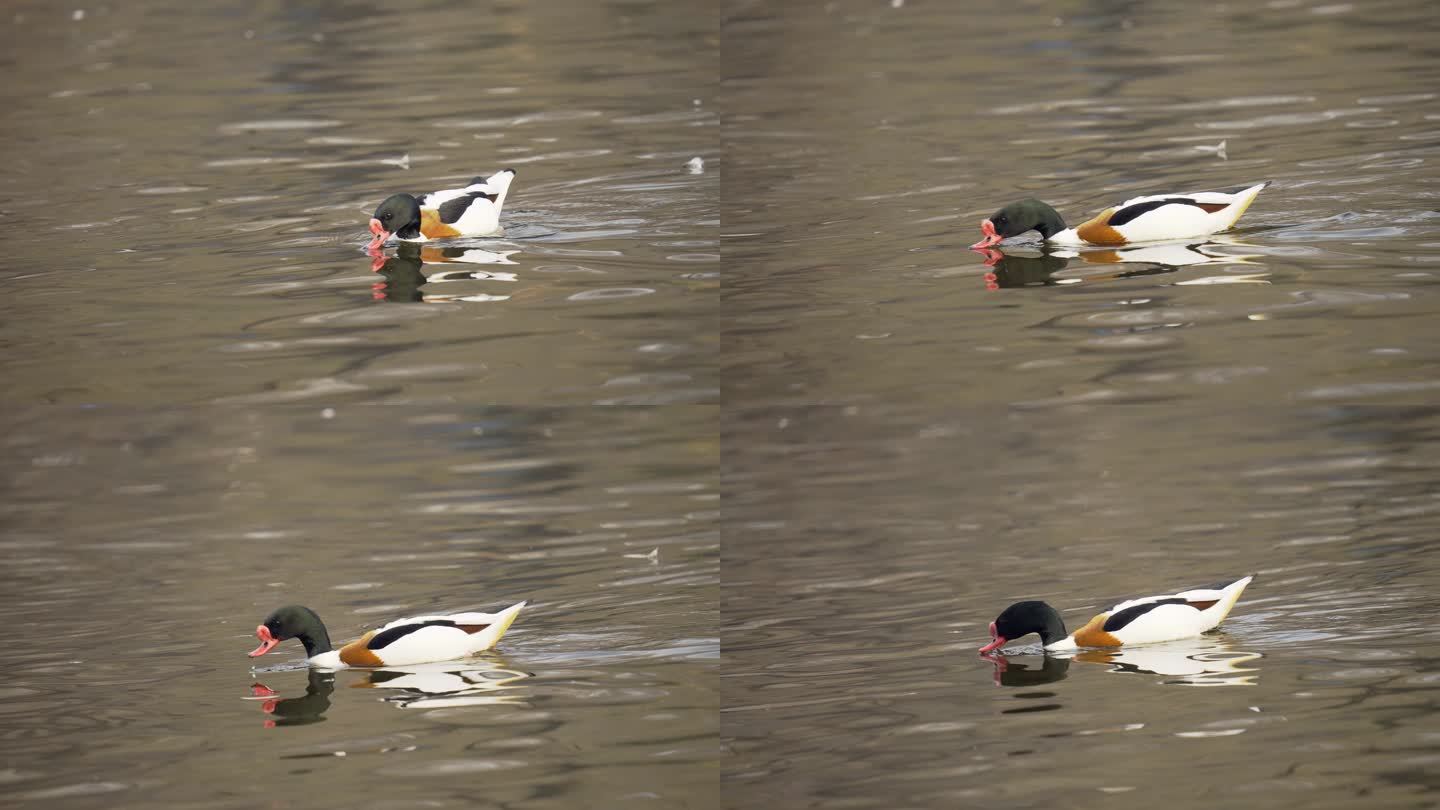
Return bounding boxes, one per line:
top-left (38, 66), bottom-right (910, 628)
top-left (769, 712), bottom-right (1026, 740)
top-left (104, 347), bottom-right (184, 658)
top-left (381, 213), bottom-right (392, 222)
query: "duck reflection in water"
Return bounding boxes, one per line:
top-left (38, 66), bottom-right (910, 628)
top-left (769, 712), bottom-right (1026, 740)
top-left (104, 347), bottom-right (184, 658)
top-left (370, 243), bottom-right (519, 304)
top-left (249, 660), bottom-right (531, 727)
top-left (983, 640), bottom-right (1261, 688)
top-left (973, 240), bottom-right (1265, 291)
top-left (980, 651), bottom-right (1071, 687)
top-left (356, 661), bottom-right (532, 709)
top-left (249, 669), bottom-right (334, 728)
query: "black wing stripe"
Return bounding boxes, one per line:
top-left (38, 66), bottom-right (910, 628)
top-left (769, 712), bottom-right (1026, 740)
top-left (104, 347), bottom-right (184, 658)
top-left (1102, 598), bottom-right (1188, 632)
top-left (437, 193), bottom-right (498, 224)
top-left (436, 195), bottom-right (472, 224)
top-left (1108, 198), bottom-right (1216, 227)
top-left (367, 619), bottom-right (457, 650)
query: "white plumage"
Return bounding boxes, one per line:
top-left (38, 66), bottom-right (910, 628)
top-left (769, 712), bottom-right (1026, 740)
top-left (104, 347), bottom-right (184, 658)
top-left (415, 169), bottom-right (516, 237)
top-left (1050, 183), bottom-right (1269, 246)
top-left (349, 602), bottom-right (527, 667)
top-left (1058, 576), bottom-right (1253, 649)
top-left (980, 576), bottom-right (1253, 654)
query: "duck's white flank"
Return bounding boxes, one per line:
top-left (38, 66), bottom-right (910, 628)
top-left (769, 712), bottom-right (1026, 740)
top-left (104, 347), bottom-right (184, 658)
top-left (1049, 182), bottom-right (1268, 246)
top-left (310, 600), bottom-right (527, 669)
top-left (308, 649), bottom-right (343, 668)
top-left (414, 169), bottom-right (515, 238)
top-left (1045, 575), bottom-right (1253, 651)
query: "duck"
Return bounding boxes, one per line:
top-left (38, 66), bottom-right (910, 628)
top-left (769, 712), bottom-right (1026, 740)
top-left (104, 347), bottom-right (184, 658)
top-left (969, 182), bottom-right (1268, 249)
top-left (978, 575), bottom-right (1253, 653)
top-left (367, 168), bottom-right (517, 249)
top-left (247, 600), bottom-right (527, 668)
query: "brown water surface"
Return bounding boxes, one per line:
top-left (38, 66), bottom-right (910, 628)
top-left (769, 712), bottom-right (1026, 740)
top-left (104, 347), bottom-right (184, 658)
top-left (1, 2), bottom-right (717, 808)
top-left (3, 2), bottom-right (717, 406)
top-left (7, 0), bottom-right (1440, 806)
top-left (724, 1), bottom-right (1440, 808)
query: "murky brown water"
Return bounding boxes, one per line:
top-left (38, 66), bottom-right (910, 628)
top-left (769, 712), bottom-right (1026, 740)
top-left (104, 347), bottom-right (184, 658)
top-left (723, 1), bottom-right (1440, 809)
top-left (4, 406), bottom-right (717, 807)
top-left (2, 2), bottom-right (716, 406)
top-left (1, 1), bottom-right (716, 808)
top-left (5, 0), bottom-right (1440, 808)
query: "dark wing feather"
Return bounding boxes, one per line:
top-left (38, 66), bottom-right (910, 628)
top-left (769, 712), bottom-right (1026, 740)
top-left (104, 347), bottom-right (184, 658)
top-left (1108, 197), bottom-right (1231, 226)
top-left (366, 619), bottom-right (457, 650)
top-left (1108, 198), bottom-right (1196, 226)
top-left (1102, 598), bottom-right (1187, 632)
top-left (437, 193), bottom-right (498, 224)
top-left (436, 195), bottom-right (474, 224)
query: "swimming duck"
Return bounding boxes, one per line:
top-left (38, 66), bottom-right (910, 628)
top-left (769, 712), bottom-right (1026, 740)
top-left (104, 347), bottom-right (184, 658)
top-left (248, 601), bottom-right (527, 668)
top-left (978, 575), bottom-right (1253, 653)
top-left (969, 182), bottom-right (1268, 249)
top-left (368, 168), bottom-right (517, 249)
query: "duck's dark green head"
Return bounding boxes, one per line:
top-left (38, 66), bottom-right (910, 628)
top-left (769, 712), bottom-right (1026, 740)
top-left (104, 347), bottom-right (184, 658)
top-left (249, 605), bottom-right (333, 659)
top-left (971, 199), bottom-right (1068, 248)
top-left (368, 193), bottom-right (422, 247)
top-left (979, 600), bottom-right (1069, 652)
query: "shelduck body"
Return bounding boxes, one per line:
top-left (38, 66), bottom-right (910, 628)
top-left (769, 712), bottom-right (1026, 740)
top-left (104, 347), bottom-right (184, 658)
top-left (368, 168), bottom-right (517, 248)
top-left (979, 575), bottom-right (1253, 653)
top-left (972, 182), bottom-right (1268, 249)
top-left (249, 600), bottom-right (527, 669)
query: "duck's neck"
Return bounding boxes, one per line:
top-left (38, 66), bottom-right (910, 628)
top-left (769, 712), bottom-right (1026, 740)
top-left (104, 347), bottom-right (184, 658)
top-left (396, 196), bottom-right (423, 240)
top-left (293, 611), bottom-right (333, 658)
top-left (298, 631), bottom-right (332, 658)
top-left (1036, 606), bottom-right (1069, 648)
top-left (1032, 204), bottom-right (1067, 239)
